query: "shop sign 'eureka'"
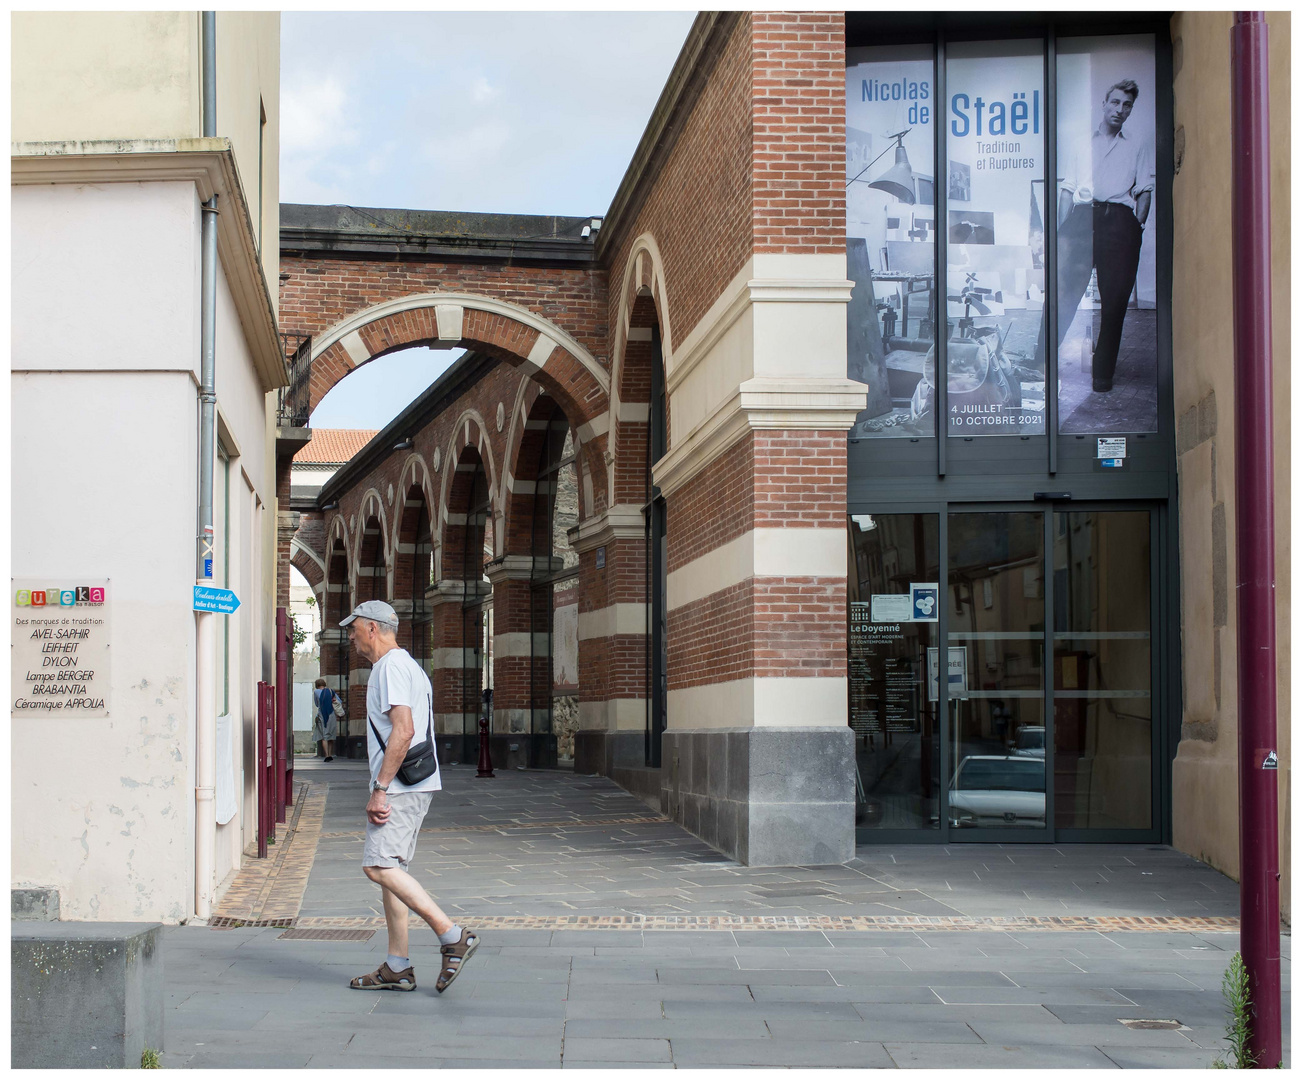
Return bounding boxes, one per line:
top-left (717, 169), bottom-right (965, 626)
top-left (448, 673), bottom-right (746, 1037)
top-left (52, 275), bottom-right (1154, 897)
top-left (12, 580), bottom-right (110, 716)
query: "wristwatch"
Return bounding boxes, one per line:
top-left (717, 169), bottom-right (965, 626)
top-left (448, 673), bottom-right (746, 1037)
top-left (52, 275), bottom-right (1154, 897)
top-left (370, 780), bottom-right (389, 794)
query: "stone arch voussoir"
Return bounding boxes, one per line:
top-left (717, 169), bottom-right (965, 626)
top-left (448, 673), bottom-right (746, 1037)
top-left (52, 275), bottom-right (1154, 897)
top-left (308, 292), bottom-right (609, 418)
top-left (435, 409), bottom-right (500, 582)
top-left (608, 233), bottom-right (672, 508)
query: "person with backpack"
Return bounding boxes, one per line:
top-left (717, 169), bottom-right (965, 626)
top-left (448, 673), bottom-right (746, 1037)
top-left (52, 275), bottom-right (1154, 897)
top-left (312, 677), bottom-right (339, 762)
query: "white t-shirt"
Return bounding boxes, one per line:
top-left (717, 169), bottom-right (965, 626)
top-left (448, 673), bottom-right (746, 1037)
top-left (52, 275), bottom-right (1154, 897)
top-left (365, 647), bottom-right (441, 794)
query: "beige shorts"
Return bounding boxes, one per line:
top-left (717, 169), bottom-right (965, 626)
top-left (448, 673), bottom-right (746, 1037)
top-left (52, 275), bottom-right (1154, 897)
top-left (362, 791), bottom-right (433, 870)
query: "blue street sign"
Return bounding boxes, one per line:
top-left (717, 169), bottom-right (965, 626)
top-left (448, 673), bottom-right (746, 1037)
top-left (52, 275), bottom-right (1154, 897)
top-left (193, 585), bottom-right (241, 614)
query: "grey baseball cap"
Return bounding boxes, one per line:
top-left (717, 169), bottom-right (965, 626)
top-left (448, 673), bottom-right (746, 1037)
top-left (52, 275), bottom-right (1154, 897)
top-left (340, 599), bottom-right (399, 629)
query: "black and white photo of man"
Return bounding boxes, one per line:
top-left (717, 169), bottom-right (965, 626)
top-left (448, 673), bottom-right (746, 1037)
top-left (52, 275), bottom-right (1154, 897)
top-left (1051, 79), bottom-right (1155, 393)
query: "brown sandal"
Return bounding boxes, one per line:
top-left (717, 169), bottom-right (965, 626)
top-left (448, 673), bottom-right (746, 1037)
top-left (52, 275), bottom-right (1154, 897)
top-left (349, 961), bottom-right (416, 991)
top-left (435, 929), bottom-right (479, 994)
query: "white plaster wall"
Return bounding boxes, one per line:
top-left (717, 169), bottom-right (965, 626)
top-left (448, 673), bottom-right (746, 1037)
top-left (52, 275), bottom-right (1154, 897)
top-left (11, 371), bottom-right (198, 923)
top-left (12, 182), bottom-right (201, 377)
top-left (215, 11), bottom-right (280, 304)
top-left (12, 175), bottom-right (278, 921)
top-left (11, 12), bottom-right (200, 144)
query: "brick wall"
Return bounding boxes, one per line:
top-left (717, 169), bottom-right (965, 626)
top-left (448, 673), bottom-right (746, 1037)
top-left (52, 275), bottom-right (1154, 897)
top-left (751, 11), bottom-right (846, 254)
top-left (603, 13), bottom-right (755, 350)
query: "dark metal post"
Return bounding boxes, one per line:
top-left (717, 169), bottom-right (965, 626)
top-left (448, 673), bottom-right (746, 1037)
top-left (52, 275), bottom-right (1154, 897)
top-left (1230, 11), bottom-right (1281, 1067)
top-left (275, 607), bottom-right (289, 821)
top-left (476, 688), bottom-right (496, 779)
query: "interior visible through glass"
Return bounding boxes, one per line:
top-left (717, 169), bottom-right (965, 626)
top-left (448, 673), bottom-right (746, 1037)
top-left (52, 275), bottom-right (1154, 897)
top-left (947, 512), bottom-right (1046, 829)
top-left (1053, 510), bottom-right (1152, 828)
top-left (848, 513), bottom-right (940, 829)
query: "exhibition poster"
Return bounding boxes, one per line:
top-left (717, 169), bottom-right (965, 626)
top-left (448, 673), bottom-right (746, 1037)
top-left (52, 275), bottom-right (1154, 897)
top-left (1054, 35), bottom-right (1158, 435)
top-left (845, 46), bottom-right (936, 438)
top-left (944, 39), bottom-right (1047, 436)
top-left (846, 35), bottom-right (1161, 441)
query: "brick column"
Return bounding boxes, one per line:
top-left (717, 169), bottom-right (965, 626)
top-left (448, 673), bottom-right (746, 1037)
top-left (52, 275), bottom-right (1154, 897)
top-left (426, 579), bottom-right (484, 764)
top-left (569, 507), bottom-right (649, 777)
top-left (486, 555), bottom-right (561, 770)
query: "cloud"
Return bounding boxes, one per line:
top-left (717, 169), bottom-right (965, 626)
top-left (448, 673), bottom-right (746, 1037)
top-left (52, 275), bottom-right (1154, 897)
top-left (279, 12), bottom-right (696, 215)
top-left (281, 74), bottom-right (357, 156)
top-left (279, 73), bottom-right (363, 205)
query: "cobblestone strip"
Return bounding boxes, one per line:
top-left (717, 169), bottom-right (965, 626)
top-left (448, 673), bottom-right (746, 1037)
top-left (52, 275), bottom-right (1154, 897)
top-left (291, 913), bottom-right (1241, 933)
top-left (209, 780), bottom-right (327, 925)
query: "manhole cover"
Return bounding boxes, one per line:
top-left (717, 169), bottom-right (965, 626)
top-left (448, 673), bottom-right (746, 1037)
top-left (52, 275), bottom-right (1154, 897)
top-left (278, 928), bottom-right (375, 942)
top-left (1119, 1018), bottom-right (1185, 1031)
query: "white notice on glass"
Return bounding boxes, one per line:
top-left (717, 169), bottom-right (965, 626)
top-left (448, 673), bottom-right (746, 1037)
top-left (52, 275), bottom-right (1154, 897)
top-left (870, 594), bottom-right (913, 623)
top-left (1097, 437), bottom-right (1127, 459)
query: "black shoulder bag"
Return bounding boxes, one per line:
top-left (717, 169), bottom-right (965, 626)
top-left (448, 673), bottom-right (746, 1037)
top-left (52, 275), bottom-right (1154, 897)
top-left (369, 693), bottom-right (438, 786)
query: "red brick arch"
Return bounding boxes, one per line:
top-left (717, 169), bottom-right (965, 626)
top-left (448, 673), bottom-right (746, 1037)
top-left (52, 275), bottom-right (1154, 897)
top-left (289, 541), bottom-right (324, 594)
top-left (608, 234), bottom-right (672, 508)
top-left (310, 293), bottom-right (607, 422)
top-left (309, 292), bottom-right (613, 514)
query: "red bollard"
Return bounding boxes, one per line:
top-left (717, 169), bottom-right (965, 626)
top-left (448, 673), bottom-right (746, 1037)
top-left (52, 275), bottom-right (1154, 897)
top-left (475, 715), bottom-right (495, 779)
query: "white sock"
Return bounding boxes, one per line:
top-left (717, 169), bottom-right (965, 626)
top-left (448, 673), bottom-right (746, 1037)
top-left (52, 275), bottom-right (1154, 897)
top-left (438, 924), bottom-right (463, 946)
top-left (386, 954), bottom-right (410, 971)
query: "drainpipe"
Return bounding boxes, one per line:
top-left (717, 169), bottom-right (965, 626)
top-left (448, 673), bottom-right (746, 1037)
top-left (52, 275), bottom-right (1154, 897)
top-left (195, 9), bottom-right (219, 921)
top-left (1230, 11), bottom-right (1281, 1068)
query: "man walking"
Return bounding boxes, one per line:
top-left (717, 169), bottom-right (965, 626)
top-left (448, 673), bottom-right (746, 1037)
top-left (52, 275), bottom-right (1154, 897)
top-left (340, 600), bottom-right (479, 993)
top-left (1045, 79), bottom-right (1154, 392)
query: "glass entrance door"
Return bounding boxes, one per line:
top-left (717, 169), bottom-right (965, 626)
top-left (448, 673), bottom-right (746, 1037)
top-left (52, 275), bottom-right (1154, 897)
top-left (850, 505), bottom-right (1158, 841)
top-left (946, 511), bottom-right (1047, 834)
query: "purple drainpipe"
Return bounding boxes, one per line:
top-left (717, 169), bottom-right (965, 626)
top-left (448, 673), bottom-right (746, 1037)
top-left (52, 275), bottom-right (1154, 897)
top-left (1230, 10), bottom-right (1281, 1068)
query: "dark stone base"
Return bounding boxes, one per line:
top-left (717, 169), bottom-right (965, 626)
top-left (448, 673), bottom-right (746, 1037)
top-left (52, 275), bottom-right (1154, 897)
top-left (12, 922), bottom-right (163, 1068)
top-left (574, 729), bottom-right (646, 775)
top-left (661, 727), bottom-right (854, 867)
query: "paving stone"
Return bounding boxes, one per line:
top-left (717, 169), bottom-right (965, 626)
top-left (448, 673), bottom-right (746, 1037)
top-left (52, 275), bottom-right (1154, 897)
top-left (656, 967), bottom-right (836, 985)
top-left (562, 1037), bottom-right (672, 1063)
top-left (966, 1020), bottom-right (1195, 1047)
top-left (1097, 1044), bottom-right (1226, 1068)
top-left (751, 985), bottom-right (941, 1004)
top-left (564, 1017), bottom-right (771, 1041)
top-left (564, 1000), bottom-right (667, 1020)
top-left (669, 1038), bottom-right (894, 1068)
top-left (1007, 970), bottom-right (1201, 990)
top-left (764, 1017), bottom-right (983, 1044)
top-left (884, 1042), bottom-right (1120, 1068)
top-left (932, 986), bottom-right (1138, 1006)
top-left (662, 999), bottom-right (864, 1022)
top-left (562, 1061), bottom-right (675, 1069)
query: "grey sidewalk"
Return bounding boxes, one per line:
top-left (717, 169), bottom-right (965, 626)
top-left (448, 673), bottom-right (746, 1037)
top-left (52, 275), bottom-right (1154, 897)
top-left (161, 761), bottom-right (1290, 1068)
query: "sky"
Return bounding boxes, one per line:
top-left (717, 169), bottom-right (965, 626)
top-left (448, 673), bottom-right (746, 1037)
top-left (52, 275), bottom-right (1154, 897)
top-left (284, 12), bottom-right (696, 430)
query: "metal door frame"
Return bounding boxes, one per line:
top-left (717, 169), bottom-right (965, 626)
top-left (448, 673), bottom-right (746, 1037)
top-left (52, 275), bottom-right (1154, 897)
top-left (853, 500), bottom-right (1164, 844)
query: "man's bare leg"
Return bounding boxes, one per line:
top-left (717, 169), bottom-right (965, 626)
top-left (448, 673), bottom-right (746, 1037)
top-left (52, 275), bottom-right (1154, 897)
top-left (365, 865), bottom-right (453, 938)
top-left (379, 883), bottom-right (410, 960)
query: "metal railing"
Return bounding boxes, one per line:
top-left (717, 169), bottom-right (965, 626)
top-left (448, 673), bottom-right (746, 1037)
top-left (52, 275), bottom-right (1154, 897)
top-left (277, 333), bottom-right (312, 426)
